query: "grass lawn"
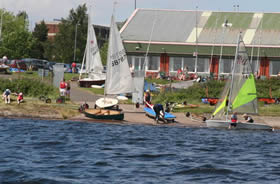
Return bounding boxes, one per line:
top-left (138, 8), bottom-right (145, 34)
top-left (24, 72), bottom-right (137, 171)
top-left (0, 96), bottom-right (80, 119)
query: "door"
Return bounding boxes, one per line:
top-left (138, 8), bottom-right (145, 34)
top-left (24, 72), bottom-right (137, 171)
top-left (160, 54), bottom-right (169, 76)
top-left (259, 57), bottom-right (270, 78)
top-left (209, 57), bottom-right (219, 79)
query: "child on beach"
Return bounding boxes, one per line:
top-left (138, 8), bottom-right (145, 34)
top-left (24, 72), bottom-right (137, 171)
top-left (17, 92), bottom-right (24, 104)
top-left (2, 89), bottom-right (11, 104)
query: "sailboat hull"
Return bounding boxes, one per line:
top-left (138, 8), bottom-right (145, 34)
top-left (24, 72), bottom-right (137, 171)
top-left (206, 120), bottom-right (273, 131)
top-left (79, 79), bottom-right (105, 88)
top-left (84, 109), bottom-right (124, 121)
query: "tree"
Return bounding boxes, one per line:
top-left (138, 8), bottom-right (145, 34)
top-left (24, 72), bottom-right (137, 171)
top-left (52, 4), bottom-right (88, 63)
top-left (0, 9), bottom-right (35, 59)
top-left (100, 41), bottom-right (108, 65)
top-left (31, 21), bottom-right (48, 59)
top-left (33, 21), bottom-right (48, 42)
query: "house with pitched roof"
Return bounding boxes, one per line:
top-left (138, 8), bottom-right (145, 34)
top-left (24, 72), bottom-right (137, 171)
top-left (120, 9), bottom-right (280, 78)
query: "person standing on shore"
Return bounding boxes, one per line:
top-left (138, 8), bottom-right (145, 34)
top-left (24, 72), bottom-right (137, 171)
top-left (71, 62), bottom-right (77, 73)
top-left (59, 78), bottom-right (67, 97)
top-left (66, 80), bottom-right (71, 99)
top-left (2, 89), bottom-right (11, 104)
top-left (144, 90), bottom-right (151, 107)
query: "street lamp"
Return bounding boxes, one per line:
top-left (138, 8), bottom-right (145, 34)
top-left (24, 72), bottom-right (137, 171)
top-left (73, 23), bottom-right (79, 62)
top-left (0, 12), bottom-right (3, 43)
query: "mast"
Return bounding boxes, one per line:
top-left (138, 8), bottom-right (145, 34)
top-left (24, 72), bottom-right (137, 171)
top-left (226, 33), bottom-right (241, 120)
top-left (194, 6), bottom-right (198, 73)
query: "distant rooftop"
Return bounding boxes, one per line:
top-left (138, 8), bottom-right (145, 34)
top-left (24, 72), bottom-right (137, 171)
top-left (121, 9), bottom-right (280, 47)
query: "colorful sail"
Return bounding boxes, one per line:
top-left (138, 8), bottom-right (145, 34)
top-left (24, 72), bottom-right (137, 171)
top-left (213, 93), bottom-right (228, 116)
top-left (105, 15), bottom-right (134, 95)
top-left (232, 73), bottom-right (257, 110)
top-left (229, 34), bottom-right (258, 114)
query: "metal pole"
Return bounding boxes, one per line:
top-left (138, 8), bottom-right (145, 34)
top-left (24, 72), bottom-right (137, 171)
top-left (219, 17), bottom-right (227, 79)
top-left (0, 12), bottom-right (3, 42)
top-left (135, 0), bottom-right (136, 10)
top-left (73, 23), bottom-right (78, 62)
top-left (195, 6), bottom-right (198, 73)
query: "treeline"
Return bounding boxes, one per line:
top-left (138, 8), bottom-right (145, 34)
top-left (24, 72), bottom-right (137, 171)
top-left (0, 4), bottom-right (108, 64)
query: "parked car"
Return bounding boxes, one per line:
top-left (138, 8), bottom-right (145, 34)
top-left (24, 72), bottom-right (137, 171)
top-left (64, 64), bottom-right (72, 73)
top-left (7, 59), bottom-right (27, 70)
top-left (47, 61), bottom-right (57, 71)
top-left (22, 58), bottom-right (49, 71)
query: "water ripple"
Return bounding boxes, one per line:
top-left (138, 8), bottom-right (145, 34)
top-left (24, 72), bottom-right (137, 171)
top-left (0, 118), bottom-right (280, 183)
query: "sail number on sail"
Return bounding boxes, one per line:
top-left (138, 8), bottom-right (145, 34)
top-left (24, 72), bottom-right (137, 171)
top-left (110, 49), bottom-right (127, 67)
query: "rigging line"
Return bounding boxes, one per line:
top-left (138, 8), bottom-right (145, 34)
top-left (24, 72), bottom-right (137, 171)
top-left (142, 10), bottom-right (157, 73)
top-left (219, 16), bottom-right (228, 78)
top-left (250, 17), bottom-right (259, 73)
top-left (210, 15), bottom-right (220, 73)
top-left (257, 13), bottom-right (263, 75)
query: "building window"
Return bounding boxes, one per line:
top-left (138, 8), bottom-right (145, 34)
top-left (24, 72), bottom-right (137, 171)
top-left (134, 56), bottom-right (145, 71)
top-left (270, 60), bottom-right (280, 75)
top-left (147, 56), bottom-right (159, 71)
top-left (250, 59), bottom-right (257, 74)
top-left (197, 58), bottom-right (209, 73)
top-left (183, 57), bottom-right (195, 72)
top-left (220, 58), bottom-right (233, 73)
top-left (170, 57), bottom-right (182, 72)
top-left (127, 56), bottom-right (133, 66)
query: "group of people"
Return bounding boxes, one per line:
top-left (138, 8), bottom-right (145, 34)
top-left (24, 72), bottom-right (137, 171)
top-left (2, 89), bottom-right (24, 104)
top-left (177, 66), bottom-right (189, 80)
top-left (229, 112), bottom-right (254, 129)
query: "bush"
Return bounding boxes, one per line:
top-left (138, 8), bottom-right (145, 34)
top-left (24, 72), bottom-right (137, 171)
top-left (0, 78), bottom-right (58, 97)
top-left (153, 78), bottom-right (280, 104)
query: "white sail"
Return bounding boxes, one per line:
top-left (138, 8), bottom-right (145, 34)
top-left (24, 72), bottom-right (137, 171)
top-left (105, 15), bottom-right (134, 95)
top-left (80, 8), bottom-right (105, 80)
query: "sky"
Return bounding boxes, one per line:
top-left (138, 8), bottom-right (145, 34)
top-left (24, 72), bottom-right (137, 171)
top-left (2, 0), bottom-right (280, 30)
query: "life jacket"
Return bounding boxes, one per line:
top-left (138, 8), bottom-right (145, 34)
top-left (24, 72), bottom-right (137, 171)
top-left (60, 82), bottom-right (67, 89)
top-left (231, 115), bottom-right (237, 123)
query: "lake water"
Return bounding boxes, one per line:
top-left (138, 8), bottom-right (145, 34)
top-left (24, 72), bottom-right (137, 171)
top-left (0, 118), bottom-right (279, 183)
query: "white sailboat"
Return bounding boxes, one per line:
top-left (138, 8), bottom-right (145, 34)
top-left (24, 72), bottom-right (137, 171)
top-left (206, 33), bottom-right (273, 131)
top-left (79, 8), bottom-right (106, 88)
top-left (84, 14), bottom-right (134, 120)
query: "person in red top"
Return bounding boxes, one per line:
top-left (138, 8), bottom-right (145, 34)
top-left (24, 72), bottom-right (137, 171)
top-left (17, 92), bottom-right (24, 104)
top-left (71, 62), bottom-right (77, 73)
top-left (229, 112), bottom-right (238, 129)
top-left (60, 78), bottom-right (67, 96)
